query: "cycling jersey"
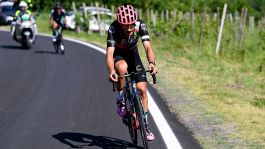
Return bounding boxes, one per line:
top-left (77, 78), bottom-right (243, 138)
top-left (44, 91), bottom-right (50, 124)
top-left (50, 11), bottom-right (66, 27)
top-left (107, 19), bottom-right (150, 50)
top-left (107, 19), bottom-right (150, 83)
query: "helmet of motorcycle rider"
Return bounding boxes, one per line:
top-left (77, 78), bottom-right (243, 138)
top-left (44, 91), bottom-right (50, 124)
top-left (19, 1), bottom-right (28, 8)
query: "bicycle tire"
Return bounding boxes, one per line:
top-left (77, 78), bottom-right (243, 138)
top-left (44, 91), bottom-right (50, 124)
top-left (125, 94), bottom-right (138, 145)
top-left (60, 43), bottom-right (64, 55)
top-left (134, 94), bottom-right (149, 149)
top-left (53, 42), bottom-right (59, 53)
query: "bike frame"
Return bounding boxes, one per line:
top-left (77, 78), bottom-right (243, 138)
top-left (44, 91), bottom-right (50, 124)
top-left (125, 75), bottom-right (138, 108)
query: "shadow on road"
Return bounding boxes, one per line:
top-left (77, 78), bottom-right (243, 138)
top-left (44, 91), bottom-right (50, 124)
top-left (52, 132), bottom-right (142, 149)
top-left (34, 51), bottom-right (58, 55)
top-left (0, 45), bottom-right (28, 50)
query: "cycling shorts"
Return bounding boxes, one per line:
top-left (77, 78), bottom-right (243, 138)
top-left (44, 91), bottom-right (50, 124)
top-left (114, 48), bottom-right (147, 83)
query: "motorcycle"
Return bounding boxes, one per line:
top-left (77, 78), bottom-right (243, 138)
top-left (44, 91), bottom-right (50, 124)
top-left (11, 13), bottom-right (37, 49)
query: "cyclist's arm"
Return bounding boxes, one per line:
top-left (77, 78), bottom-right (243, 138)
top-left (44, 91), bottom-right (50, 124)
top-left (138, 21), bottom-right (157, 73)
top-left (63, 14), bottom-right (67, 27)
top-left (106, 47), bottom-right (115, 73)
top-left (50, 15), bottom-right (58, 29)
top-left (64, 17), bottom-right (67, 26)
top-left (106, 23), bottom-right (118, 81)
top-left (143, 41), bottom-right (157, 74)
top-left (106, 46), bottom-right (118, 82)
top-left (143, 41), bottom-right (155, 65)
top-left (50, 15), bottom-right (55, 25)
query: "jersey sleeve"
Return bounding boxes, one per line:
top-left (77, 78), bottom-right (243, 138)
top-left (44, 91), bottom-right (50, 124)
top-left (61, 12), bottom-right (66, 18)
top-left (139, 21), bottom-right (150, 42)
top-left (107, 24), bottom-right (116, 47)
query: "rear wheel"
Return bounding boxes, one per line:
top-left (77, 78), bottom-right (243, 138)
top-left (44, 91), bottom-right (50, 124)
top-left (134, 94), bottom-right (148, 149)
top-left (60, 43), bottom-right (65, 55)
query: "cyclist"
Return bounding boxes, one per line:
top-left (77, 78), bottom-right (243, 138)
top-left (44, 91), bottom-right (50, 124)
top-left (106, 4), bottom-right (157, 141)
top-left (50, 3), bottom-right (66, 50)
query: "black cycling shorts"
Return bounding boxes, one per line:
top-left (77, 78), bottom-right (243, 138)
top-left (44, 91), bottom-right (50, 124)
top-left (114, 50), bottom-right (147, 83)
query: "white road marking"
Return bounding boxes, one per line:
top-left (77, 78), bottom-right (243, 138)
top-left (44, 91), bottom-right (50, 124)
top-left (147, 92), bottom-right (182, 149)
top-left (36, 32), bottom-right (183, 149)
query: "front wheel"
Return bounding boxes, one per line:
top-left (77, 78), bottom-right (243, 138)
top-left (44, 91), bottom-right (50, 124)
top-left (59, 43), bottom-right (65, 55)
top-left (134, 94), bottom-right (148, 149)
top-left (22, 36), bottom-right (31, 49)
top-left (125, 95), bottom-right (137, 145)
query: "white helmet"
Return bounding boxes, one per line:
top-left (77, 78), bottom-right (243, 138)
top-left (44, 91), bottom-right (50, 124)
top-left (19, 1), bottom-right (28, 7)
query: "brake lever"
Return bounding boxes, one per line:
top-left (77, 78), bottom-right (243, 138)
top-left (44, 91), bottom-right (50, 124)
top-left (151, 74), bottom-right (156, 84)
top-left (113, 82), bottom-right (116, 92)
top-left (149, 69), bottom-right (157, 84)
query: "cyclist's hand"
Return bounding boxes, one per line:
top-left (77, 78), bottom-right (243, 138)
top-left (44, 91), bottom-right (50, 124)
top-left (148, 63), bottom-right (157, 75)
top-left (52, 22), bottom-right (58, 29)
top-left (109, 70), bottom-right (118, 82)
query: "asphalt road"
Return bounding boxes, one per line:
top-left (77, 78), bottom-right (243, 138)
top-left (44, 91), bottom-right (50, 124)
top-left (0, 31), bottom-right (201, 149)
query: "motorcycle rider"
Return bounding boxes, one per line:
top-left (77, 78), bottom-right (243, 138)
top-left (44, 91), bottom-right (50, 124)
top-left (11, 1), bottom-right (32, 40)
top-left (50, 3), bottom-right (67, 51)
top-left (14, 1), bottom-right (31, 18)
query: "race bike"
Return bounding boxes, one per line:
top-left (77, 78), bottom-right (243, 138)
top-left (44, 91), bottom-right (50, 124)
top-left (11, 13), bottom-right (37, 49)
top-left (113, 70), bottom-right (156, 149)
top-left (52, 26), bottom-right (64, 55)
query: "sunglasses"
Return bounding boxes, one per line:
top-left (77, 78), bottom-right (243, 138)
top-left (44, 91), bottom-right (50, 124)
top-left (121, 24), bottom-right (135, 31)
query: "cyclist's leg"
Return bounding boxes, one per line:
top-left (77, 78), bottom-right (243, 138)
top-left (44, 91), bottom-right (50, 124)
top-left (60, 26), bottom-right (64, 39)
top-left (136, 82), bottom-right (148, 112)
top-left (114, 56), bottom-right (128, 91)
top-left (131, 50), bottom-right (148, 113)
top-left (52, 28), bottom-right (56, 42)
top-left (114, 56), bottom-right (128, 117)
top-left (137, 81), bottom-right (155, 141)
top-left (51, 22), bottom-right (59, 41)
top-left (132, 49), bottom-right (155, 141)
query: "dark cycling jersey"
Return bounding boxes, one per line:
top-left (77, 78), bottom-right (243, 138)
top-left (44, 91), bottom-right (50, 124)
top-left (50, 11), bottom-right (66, 27)
top-left (107, 19), bottom-right (150, 50)
top-left (107, 19), bottom-right (150, 83)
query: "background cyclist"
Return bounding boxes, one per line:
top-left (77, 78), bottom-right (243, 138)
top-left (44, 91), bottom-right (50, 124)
top-left (106, 4), bottom-right (158, 141)
top-left (50, 3), bottom-right (66, 48)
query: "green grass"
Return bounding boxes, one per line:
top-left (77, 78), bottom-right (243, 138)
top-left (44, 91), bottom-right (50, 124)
top-left (35, 13), bottom-right (265, 148)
